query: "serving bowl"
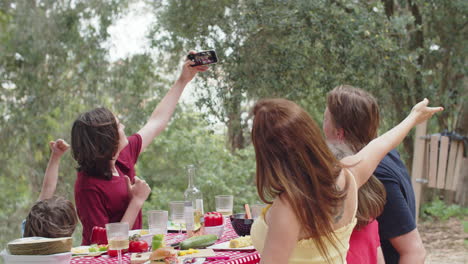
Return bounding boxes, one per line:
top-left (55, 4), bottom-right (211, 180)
top-left (229, 214), bottom-right (254, 236)
top-left (204, 224), bottom-right (225, 238)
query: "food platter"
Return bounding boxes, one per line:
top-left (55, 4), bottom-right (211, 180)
top-left (167, 221), bottom-right (201, 233)
top-left (71, 245), bottom-right (107, 256)
top-left (207, 241), bottom-right (255, 251)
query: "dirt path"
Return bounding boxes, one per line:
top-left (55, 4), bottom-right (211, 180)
top-left (418, 217), bottom-right (467, 264)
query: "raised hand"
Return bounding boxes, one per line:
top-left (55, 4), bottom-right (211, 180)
top-left (125, 176), bottom-right (151, 203)
top-left (178, 51), bottom-right (210, 84)
top-left (409, 98), bottom-right (444, 126)
top-left (49, 139), bottom-right (70, 157)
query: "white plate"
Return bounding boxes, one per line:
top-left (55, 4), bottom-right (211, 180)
top-left (70, 246), bottom-right (106, 256)
top-left (207, 241), bottom-right (255, 251)
top-left (167, 222), bottom-right (201, 232)
top-left (129, 229), bottom-right (153, 244)
top-left (1, 249), bottom-right (72, 264)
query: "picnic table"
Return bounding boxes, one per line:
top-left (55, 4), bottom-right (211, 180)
top-left (71, 219), bottom-right (260, 264)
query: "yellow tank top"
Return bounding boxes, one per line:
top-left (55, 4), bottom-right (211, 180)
top-left (251, 170), bottom-right (358, 264)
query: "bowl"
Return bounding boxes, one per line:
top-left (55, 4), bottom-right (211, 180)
top-left (0, 249), bottom-right (71, 264)
top-left (204, 224), bottom-right (224, 238)
top-left (129, 229), bottom-right (153, 245)
top-left (229, 214), bottom-right (254, 236)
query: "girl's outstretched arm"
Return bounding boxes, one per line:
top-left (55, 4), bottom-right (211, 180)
top-left (343, 98), bottom-right (443, 188)
top-left (137, 52), bottom-right (209, 153)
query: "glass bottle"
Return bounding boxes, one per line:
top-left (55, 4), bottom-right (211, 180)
top-left (184, 165), bottom-right (204, 227)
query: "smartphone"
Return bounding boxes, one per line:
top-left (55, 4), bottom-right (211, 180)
top-left (187, 50), bottom-right (218, 66)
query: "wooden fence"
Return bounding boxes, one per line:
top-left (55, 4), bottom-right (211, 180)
top-left (411, 121), bottom-right (466, 221)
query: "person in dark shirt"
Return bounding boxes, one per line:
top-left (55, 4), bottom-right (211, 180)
top-left (325, 85), bottom-right (426, 264)
top-left (374, 149), bottom-right (425, 264)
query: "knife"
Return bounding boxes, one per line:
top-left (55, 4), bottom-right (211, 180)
top-left (183, 256), bottom-right (230, 263)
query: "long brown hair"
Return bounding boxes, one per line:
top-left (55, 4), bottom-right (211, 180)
top-left (71, 107), bottom-right (119, 180)
top-left (252, 98), bottom-right (348, 262)
top-left (24, 196), bottom-right (78, 238)
top-left (327, 85), bottom-right (380, 151)
top-left (327, 85), bottom-right (386, 228)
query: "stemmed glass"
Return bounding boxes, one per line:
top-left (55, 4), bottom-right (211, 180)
top-left (148, 210), bottom-right (168, 235)
top-left (106, 222), bottom-right (129, 264)
top-left (169, 201), bottom-right (185, 240)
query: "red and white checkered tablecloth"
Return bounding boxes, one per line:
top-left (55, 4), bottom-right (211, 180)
top-left (70, 219), bottom-right (260, 264)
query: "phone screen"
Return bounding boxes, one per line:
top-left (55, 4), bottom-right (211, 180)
top-left (188, 50), bottom-right (218, 66)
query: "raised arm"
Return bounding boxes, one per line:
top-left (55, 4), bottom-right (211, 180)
top-left (343, 99), bottom-right (443, 188)
top-left (137, 53), bottom-right (209, 153)
top-left (38, 139), bottom-right (70, 201)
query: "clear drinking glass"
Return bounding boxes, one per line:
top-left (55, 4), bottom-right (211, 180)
top-left (250, 204), bottom-right (266, 219)
top-left (169, 201), bottom-right (185, 239)
top-left (215, 195), bottom-right (234, 217)
top-left (148, 210), bottom-right (168, 235)
top-left (106, 222), bottom-right (129, 264)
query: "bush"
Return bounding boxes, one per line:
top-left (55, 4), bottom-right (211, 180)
top-left (421, 197), bottom-right (468, 221)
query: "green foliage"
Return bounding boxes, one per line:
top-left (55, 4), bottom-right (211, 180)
top-left (0, 0), bottom-right (162, 249)
top-left (150, 0), bottom-right (467, 153)
top-left (139, 107), bottom-right (258, 225)
top-left (421, 197), bottom-right (468, 221)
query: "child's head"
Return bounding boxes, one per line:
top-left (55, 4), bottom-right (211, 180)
top-left (24, 196), bottom-right (78, 238)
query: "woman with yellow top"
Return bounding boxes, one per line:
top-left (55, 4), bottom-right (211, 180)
top-left (250, 98), bottom-right (442, 264)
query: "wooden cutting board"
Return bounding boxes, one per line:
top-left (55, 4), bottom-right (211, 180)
top-left (130, 249), bottom-right (216, 264)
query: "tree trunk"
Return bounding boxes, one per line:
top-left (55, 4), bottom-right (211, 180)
top-left (381, 0), bottom-right (394, 18)
top-left (390, 82), bottom-right (414, 169)
top-left (407, 0), bottom-right (424, 101)
top-left (382, 0), bottom-right (425, 170)
top-left (226, 92), bottom-right (245, 152)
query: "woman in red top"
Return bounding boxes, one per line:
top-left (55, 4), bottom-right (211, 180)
top-left (71, 54), bottom-right (209, 245)
top-left (323, 85), bottom-right (386, 264)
